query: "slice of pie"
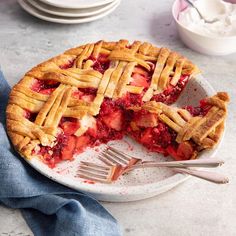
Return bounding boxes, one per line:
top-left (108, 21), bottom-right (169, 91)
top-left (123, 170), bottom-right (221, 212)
top-left (6, 39), bottom-right (229, 168)
top-left (127, 92), bottom-right (229, 160)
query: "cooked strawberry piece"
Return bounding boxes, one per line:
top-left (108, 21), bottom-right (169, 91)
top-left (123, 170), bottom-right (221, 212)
top-left (87, 122), bottom-right (97, 138)
top-left (61, 121), bottom-right (80, 135)
top-left (133, 66), bottom-right (149, 77)
top-left (166, 145), bottom-right (183, 161)
top-left (61, 136), bottom-right (76, 160)
top-left (177, 142), bottom-right (194, 160)
top-left (40, 88), bottom-right (56, 95)
top-left (97, 54), bottom-right (109, 62)
top-left (135, 112), bottom-right (158, 128)
top-left (130, 73), bottom-right (149, 88)
top-left (72, 89), bottom-right (95, 102)
top-left (140, 128), bottom-right (153, 144)
top-left (102, 110), bottom-right (124, 131)
top-left (72, 90), bottom-right (83, 99)
top-left (81, 94), bottom-right (95, 102)
top-left (75, 135), bottom-right (91, 152)
top-left (150, 145), bottom-right (166, 154)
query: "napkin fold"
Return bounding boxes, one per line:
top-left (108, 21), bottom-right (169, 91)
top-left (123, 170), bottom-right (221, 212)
top-left (0, 71), bottom-right (121, 236)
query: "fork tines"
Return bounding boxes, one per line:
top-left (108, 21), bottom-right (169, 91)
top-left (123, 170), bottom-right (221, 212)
top-left (78, 161), bottom-right (124, 183)
top-left (98, 146), bottom-right (141, 167)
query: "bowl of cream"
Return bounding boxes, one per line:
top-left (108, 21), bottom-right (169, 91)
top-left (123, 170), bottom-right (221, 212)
top-left (172, 0), bottom-right (236, 55)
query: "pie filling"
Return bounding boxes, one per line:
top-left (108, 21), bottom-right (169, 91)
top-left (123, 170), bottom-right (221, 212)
top-left (128, 112), bottom-right (193, 161)
top-left (152, 75), bottom-right (189, 104)
top-left (90, 54), bottom-right (110, 74)
top-left (32, 79), bottom-right (209, 168)
top-left (34, 99), bottom-right (129, 168)
top-left (34, 96), bottom-right (211, 168)
top-left (31, 79), bottom-right (60, 95)
top-left (30, 57), bottom-right (197, 168)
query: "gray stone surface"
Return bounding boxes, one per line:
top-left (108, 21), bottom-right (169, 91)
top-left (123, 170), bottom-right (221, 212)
top-left (0, 0), bottom-right (236, 235)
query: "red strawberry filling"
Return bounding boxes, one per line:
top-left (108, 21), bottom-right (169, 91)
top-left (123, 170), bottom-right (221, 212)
top-left (24, 110), bottom-right (38, 122)
top-left (35, 99), bottom-right (129, 168)
top-left (128, 116), bottom-right (194, 160)
top-left (72, 88), bottom-right (97, 102)
top-left (128, 110), bottom-right (178, 157)
top-left (184, 98), bottom-right (212, 117)
top-left (90, 54), bottom-right (110, 74)
top-left (59, 59), bottom-right (75, 69)
top-left (130, 71), bottom-right (150, 88)
top-left (152, 75), bottom-right (189, 104)
top-left (36, 133), bottom-right (68, 168)
top-left (31, 79), bottom-right (60, 94)
top-left (127, 98), bottom-right (212, 161)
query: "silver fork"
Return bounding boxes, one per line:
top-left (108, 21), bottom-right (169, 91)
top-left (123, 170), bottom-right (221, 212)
top-left (77, 159), bottom-right (229, 184)
top-left (100, 146), bottom-right (229, 184)
top-left (99, 146), bottom-right (225, 169)
top-left (77, 146), bottom-right (228, 184)
top-left (98, 146), bottom-right (142, 167)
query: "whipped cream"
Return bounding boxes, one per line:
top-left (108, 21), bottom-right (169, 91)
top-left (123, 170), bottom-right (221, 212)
top-left (178, 0), bottom-right (236, 37)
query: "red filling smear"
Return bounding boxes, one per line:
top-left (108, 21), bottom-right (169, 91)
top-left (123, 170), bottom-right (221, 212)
top-left (24, 110), bottom-right (37, 122)
top-left (184, 98), bottom-right (212, 117)
top-left (152, 75), bottom-right (189, 104)
top-left (31, 79), bottom-right (60, 94)
top-left (89, 54), bottom-right (110, 74)
top-left (83, 180), bottom-right (95, 184)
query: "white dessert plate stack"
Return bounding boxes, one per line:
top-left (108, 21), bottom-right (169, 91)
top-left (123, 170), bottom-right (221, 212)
top-left (17, 0), bottom-right (121, 24)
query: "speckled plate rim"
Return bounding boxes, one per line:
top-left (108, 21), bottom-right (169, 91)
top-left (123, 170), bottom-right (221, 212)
top-left (24, 74), bottom-right (224, 202)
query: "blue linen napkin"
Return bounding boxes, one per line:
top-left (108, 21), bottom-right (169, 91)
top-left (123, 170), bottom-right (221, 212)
top-left (0, 71), bottom-right (121, 236)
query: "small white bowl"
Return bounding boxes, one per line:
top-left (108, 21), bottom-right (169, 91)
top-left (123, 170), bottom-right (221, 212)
top-left (172, 0), bottom-right (236, 56)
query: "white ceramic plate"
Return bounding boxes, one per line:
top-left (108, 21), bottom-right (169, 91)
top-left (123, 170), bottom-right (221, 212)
top-left (25, 75), bottom-right (221, 202)
top-left (38, 0), bottom-right (115, 9)
top-left (18, 0), bottom-right (120, 24)
top-left (27, 0), bottom-right (119, 18)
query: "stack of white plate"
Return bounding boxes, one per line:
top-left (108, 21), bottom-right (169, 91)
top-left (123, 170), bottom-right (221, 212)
top-left (17, 0), bottom-right (121, 24)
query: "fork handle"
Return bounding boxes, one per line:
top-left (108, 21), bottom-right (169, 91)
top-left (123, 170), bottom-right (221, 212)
top-left (173, 168), bottom-right (229, 184)
top-left (141, 158), bottom-right (224, 168)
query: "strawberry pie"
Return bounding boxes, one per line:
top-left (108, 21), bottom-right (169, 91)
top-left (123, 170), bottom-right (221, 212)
top-left (6, 40), bottom-right (229, 168)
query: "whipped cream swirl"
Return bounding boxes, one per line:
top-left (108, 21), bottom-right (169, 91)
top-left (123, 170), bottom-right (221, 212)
top-left (178, 0), bottom-right (236, 37)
